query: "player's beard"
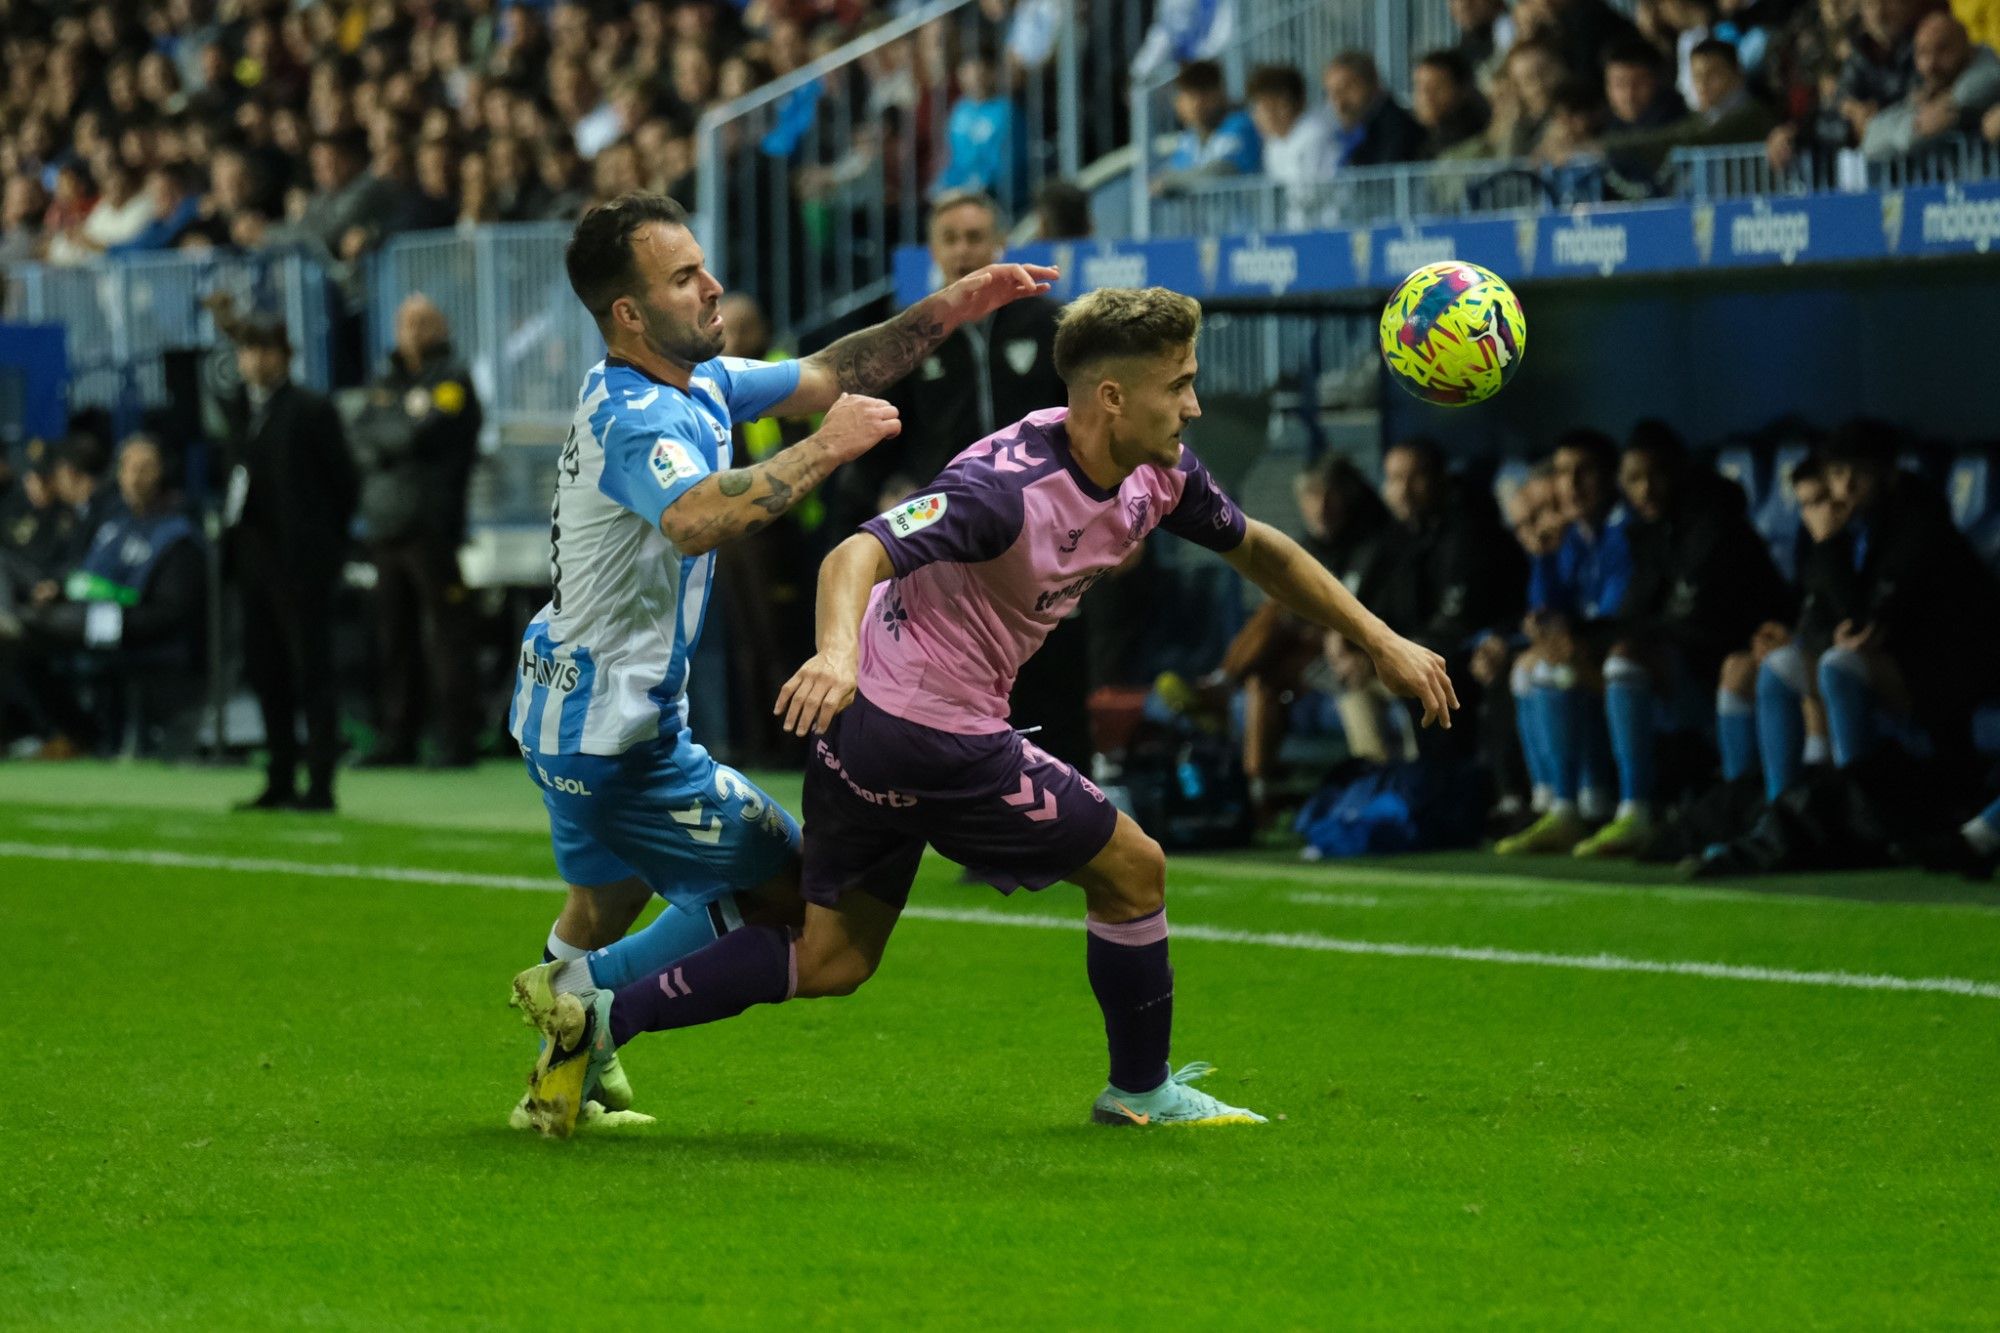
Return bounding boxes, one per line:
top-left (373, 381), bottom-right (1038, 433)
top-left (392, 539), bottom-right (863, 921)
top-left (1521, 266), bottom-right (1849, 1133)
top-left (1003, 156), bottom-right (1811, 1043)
top-left (636, 296), bottom-right (725, 369)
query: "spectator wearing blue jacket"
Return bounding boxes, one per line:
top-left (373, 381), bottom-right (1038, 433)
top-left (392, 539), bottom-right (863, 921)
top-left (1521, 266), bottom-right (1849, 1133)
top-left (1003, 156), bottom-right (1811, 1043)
top-left (1498, 429), bottom-right (1632, 855)
top-left (1152, 59), bottom-right (1262, 196)
top-left (933, 46), bottom-right (1028, 214)
top-left (106, 165), bottom-right (202, 254)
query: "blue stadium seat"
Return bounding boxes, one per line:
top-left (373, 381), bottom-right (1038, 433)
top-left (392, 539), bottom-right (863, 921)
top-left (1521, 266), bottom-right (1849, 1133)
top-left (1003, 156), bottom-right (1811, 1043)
top-left (1713, 447), bottom-right (1763, 514)
top-left (1757, 443), bottom-right (1812, 581)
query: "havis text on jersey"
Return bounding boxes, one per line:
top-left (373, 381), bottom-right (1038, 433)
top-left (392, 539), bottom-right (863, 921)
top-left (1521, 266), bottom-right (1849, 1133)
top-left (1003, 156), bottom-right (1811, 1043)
top-left (520, 647), bottom-right (581, 693)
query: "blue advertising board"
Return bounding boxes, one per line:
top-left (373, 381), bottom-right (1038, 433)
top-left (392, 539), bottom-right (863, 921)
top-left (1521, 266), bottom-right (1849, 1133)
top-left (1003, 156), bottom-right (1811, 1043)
top-left (892, 181), bottom-right (2000, 305)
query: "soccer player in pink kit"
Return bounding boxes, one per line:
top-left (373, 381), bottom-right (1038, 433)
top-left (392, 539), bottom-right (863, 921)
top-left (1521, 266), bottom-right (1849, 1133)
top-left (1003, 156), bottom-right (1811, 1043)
top-left (514, 287), bottom-right (1457, 1130)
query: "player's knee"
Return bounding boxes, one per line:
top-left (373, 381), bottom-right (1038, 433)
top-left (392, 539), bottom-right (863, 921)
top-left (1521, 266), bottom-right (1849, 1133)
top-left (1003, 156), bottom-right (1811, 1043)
top-left (1719, 651), bottom-right (1758, 697)
top-left (1760, 643), bottom-right (1810, 697)
top-left (794, 941), bottom-right (877, 999)
top-left (1115, 834), bottom-right (1169, 918)
top-left (1817, 645), bottom-right (1870, 694)
top-left (1508, 653), bottom-right (1536, 700)
top-left (571, 882), bottom-right (650, 944)
top-left (1603, 651), bottom-right (1649, 688)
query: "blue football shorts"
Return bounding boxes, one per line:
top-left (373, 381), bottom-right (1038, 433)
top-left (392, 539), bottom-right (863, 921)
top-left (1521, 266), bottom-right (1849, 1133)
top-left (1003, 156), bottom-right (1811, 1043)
top-left (522, 730), bottom-right (800, 911)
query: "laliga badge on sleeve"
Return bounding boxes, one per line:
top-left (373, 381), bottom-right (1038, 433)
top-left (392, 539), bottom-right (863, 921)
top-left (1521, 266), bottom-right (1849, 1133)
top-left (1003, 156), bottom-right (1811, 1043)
top-left (885, 493), bottom-right (947, 537)
top-left (649, 437), bottom-right (700, 489)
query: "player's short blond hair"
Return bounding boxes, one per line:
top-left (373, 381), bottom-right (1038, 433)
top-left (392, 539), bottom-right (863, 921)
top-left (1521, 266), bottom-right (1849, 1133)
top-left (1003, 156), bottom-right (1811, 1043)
top-left (1052, 287), bottom-right (1202, 385)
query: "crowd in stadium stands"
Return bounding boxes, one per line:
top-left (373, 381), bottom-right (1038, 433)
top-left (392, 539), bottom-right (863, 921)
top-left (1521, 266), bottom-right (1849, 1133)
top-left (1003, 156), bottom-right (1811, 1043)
top-left (1134, 419), bottom-right (2000, 878)
top-left (1152, 0), bottom-right (2000, 207)
top-left (0, 0), bottom-right (1103, 277)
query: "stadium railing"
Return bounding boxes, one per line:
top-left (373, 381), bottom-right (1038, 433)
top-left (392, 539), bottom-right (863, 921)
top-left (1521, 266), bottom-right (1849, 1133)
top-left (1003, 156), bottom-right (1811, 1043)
top-left (1138, 139), bottom-right (2000, 240)
top-left (693, 0), bottom-right (1137, 347)
top-left (1669, 139), bottom-right (2000, 199)
top-left (1128, 0), bottom-right (1400, 239)
top-left (4, 248), bottom-right (333, 431)
top-left (366, 223), bottom-right (593, 448)
top-left (1148, 158), bottom-right (1553, 236)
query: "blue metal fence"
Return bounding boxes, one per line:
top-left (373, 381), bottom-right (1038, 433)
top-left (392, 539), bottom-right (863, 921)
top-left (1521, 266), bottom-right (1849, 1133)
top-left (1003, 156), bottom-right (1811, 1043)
top-left (5, 248), bottom-right (332, 432)
top-left (366, 223), bottom-right (598, 442)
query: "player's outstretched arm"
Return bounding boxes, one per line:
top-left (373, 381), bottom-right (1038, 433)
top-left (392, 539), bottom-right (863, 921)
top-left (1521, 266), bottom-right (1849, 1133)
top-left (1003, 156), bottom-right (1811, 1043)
top-left (775, 532), bottom-right (894, 738)
top-left (1223, 518), bottom-right (1461, 729)
top-left (661, 394), bottom-right (899, 557)
top-left (772, 263), bottom-right (1059, 416)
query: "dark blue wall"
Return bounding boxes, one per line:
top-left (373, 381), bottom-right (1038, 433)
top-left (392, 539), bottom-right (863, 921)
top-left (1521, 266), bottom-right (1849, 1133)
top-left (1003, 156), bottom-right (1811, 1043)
top-left (1382, 259), bottom-right (2000, 457)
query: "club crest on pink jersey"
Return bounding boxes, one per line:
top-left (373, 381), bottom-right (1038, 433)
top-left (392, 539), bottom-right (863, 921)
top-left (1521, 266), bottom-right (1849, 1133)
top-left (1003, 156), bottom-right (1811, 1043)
top-left (1122, 496), bottom-right (1154, 546)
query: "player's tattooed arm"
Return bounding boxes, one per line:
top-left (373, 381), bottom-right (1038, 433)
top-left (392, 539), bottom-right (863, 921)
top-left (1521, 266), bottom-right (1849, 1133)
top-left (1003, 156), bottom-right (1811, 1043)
top-left (814, 301), bottom-right (947, 396)
top-left (658, 395), bottom-right (900, 557)
top-left (1224, 519), bottom-right (1462, 729)
top-left (773, 262), bottom-right (1060, 413)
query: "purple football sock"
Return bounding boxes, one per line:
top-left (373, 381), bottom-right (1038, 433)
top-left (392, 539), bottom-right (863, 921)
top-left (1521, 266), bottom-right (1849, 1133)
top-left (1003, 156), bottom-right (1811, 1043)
top-left (1086, 909), bottom-right (1173, 1095)
top-left (608, 923), bottom-right (795, 1046)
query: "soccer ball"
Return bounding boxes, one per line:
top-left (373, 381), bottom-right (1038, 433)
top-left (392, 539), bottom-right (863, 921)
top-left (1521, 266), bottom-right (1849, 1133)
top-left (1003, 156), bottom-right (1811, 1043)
top-left (1378, 261), bottom-right (1526, 407)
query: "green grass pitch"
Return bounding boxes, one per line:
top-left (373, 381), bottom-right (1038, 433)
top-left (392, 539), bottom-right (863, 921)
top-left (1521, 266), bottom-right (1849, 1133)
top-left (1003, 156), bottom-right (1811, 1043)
top-left (4, 761), bottom-right (1998, 1328)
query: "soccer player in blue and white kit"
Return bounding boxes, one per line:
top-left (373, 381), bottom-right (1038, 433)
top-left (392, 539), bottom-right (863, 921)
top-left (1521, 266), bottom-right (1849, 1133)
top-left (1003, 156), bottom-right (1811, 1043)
top-left (507, 193), bottom-right (1055, 1131)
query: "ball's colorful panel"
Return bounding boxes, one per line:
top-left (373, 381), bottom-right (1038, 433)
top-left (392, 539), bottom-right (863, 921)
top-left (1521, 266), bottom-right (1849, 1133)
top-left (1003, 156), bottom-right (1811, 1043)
top-left (1378, 261), bottom-right (1527, 407)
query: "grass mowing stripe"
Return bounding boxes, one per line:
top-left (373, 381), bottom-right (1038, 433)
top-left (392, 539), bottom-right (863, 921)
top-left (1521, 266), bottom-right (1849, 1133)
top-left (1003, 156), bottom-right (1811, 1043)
top-left (9, 839), bottom-right (1999, 1001)
top-left (1176, 854), bottom-right (2000, 911)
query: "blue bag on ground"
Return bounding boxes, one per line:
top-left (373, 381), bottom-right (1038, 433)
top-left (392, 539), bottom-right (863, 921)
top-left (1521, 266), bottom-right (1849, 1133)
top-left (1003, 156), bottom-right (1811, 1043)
top-left (1293, 758), bottom-right (1487, 858)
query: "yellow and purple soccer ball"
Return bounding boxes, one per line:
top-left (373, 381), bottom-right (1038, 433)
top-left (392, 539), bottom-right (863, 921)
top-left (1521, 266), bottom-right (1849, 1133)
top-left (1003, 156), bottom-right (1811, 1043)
top-left (1378, 261), bottom-right (1527, 407)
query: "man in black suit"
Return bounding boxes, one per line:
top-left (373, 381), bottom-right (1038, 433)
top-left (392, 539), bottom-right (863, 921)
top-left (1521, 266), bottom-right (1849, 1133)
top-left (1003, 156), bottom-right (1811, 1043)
top-left (221, 314), bottom-right (358, 811)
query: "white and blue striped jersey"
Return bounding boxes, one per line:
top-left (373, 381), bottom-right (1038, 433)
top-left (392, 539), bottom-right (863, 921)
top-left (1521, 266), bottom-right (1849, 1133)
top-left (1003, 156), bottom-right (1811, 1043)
top-left (509, 354), bottom-right (802, 756)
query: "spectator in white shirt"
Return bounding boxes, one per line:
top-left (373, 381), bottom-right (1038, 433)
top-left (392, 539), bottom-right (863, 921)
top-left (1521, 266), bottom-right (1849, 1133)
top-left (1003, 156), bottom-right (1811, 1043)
top-left (1247, 64), bottom-right (1335, 203)
top-left (45, 160), bottom-right (152, 263)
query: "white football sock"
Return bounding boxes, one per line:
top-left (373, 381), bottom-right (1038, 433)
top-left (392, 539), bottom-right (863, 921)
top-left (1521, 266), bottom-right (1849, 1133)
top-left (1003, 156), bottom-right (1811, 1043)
top-left (1963, 816), bottom-right (2000, 856)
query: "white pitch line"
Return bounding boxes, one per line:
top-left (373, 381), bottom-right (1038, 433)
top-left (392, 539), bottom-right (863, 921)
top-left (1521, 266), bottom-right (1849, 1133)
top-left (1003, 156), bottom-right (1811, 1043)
top-left (4, 839), bottom-right (1997, 1001)
top-left (0, 840), bottom-right (554, 891)
top-left (1285, 891), bottom-right (1386, 908)
top-left (899, 906), bottom-right (2000, 1000)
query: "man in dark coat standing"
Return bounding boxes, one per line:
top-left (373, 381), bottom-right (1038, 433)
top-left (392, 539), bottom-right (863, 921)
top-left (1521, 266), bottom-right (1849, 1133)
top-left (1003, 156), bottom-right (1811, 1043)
top-left (851, 190), bottom-right (1066, 512)
top-left (349, 294), bottom-right (483, 767)
top-left (221, 314), bottom-right (358, 811)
